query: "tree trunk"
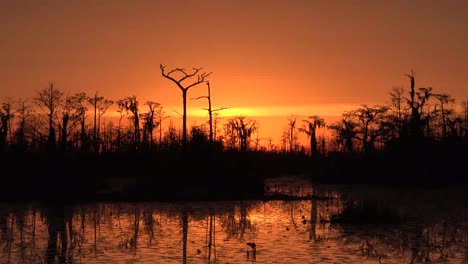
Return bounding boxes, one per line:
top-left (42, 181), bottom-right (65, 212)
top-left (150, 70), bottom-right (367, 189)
top-left (182, 89), bottom-right (188, 151)
top-left (48, 113), bottom-right (56, 150)
top-left (207, 84), bottom-right (213, 143)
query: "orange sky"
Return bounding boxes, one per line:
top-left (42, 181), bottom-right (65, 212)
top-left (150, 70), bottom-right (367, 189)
top-left (1, 0), bottom-right (468, 144)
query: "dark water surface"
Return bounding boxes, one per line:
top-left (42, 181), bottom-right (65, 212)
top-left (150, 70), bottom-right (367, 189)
top-left (1, 177), bottom-right (468, 263)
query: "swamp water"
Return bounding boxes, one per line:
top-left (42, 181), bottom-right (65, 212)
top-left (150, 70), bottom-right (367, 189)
top-left (1, 177), bottom-right (468, 263)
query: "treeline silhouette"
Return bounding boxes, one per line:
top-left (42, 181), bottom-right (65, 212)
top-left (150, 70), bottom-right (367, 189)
top-left (0, 68), bottom-right (467, 201)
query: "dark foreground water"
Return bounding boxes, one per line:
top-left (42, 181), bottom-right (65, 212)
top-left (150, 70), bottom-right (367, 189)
top-left (1, 177), bottom-right (468, 264)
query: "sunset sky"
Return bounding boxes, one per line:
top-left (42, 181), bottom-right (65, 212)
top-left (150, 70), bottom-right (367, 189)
top-left (1, 0), bottom-right (468, 143)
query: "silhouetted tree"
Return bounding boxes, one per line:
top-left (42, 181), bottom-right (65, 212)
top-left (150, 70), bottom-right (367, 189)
top-left (115, 99), bottom-right (128, 150)
top-left (287, 115), bottom-right (298, 153)
top-left (404, 71), bottom-right (432, 138)
top-left (70, 92), bottom-right (89, 151)
top-left (121, 96), bottom-right (140, 147)
top-left (389, 86), bottom-right (406, 138)
top-left (35, 83), bottom-right (63, 151)
top-left (462, 100), bottom-right (468, 139)
top-left (351, 105), bottom-right (389, 153)
top-left (0, 98), bottom-right (14, 151)
top-left (212, 111), bottom-right (223, 142)
top-left (13, 98), bottom-right (31, 150)
top-left (88, 92), bottom-right (113, 152)
top-left (141, 101), bottom-right (160, 148)
top-left (160, 64), bottom-right (212, 151)
top-left (58, 96), bottom-right (80, 151)
top-left (155, 105), bottom-right (168, 145)
top-left (300, 115), bottom-right (325, 157)
top-left (329, 114), bottom-right (358, 152)
top-left (433, 93), bottom-right (455, 139)
top-left (225, 116), bottom-right (258, 151)
top-left (192, 81), bottom-right (227, 144)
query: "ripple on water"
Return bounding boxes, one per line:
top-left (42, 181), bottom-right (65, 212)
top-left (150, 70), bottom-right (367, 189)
top-left (1, 182), bottom-right (468, 263)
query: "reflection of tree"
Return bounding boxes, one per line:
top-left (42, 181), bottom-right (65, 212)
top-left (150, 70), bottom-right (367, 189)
top-left (16, 209), bottom-right (27, 262)
top-left (132, 208), bottom-right (140, 249)
top-left (181, 209), bottom-right (188, 264)
top-left (93, 207), bottom-right (99, 254)
top-left (206, 211), bottom-right (216, 263)
top-left (0, 211), bottom-right (14, 263)
top-left (335, 205), bottom-right (466, 263)
top-left (44, 205), bottom-right (73, 264)
top-left (309, 198), bottom-right (318, 241)
top-left (143, 209), bottom-right (156, 244)
top-left (220, 203), bottom-right (254, 241)
top-left (288, 201), bottom-right (298, 231)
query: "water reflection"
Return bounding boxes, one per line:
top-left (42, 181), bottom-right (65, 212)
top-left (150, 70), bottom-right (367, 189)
top-left (1, 179), bottom-right (468, 263)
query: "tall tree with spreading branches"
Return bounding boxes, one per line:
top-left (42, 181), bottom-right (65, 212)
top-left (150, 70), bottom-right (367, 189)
top-left (160, 64), bottom-right (211, 150)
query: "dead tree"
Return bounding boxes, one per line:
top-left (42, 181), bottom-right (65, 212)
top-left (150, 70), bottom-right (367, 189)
top-left (88, 92), bottom-right (113, 152)
top-left (14, 98), bottom-right (31, 150)
top-left (192, 81), bottom-right (227, 143)
top-left (389, 86), bottom-right (406, 137)
top-left (155, 105), bottom-right (168, 145)
top-left (70, 92), bottom-right (88, 151)
top-left (433, 93), bottom-right (455, 138)
top-left (35, 83), bottom-right (63, 150)
top-left (160, 64), bottom-right (211, 150)
top-left (116, 99), bottom-right (128, 149)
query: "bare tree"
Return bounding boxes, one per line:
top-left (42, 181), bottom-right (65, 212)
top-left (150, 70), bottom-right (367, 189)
top-left (154, 105), bottom-right (168, 145)
top-left (192, 81), bottom-right (227, 143)
top-left (88, 92), bottom-right (113, 152)
top-left (433, 93), bottom-right (455, 138)
top-left (70, 92), bottom-right (89, 151)
top-left (116, 99), bottom-right (128, 149)
top-left (160, 64), bottom-right (212, 150)
top-left (389, 86), bottom-right (406, 137)
top-left (14, 98), bottom-right (31, 149)
top-left (35, 83), bottom-right (63, 150)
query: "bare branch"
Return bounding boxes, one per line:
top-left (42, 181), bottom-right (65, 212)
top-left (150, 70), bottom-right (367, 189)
top-left (212, 107), bottom-right (228, 112)
top-left (191, 96), bottom-right (209, 101)
top-left (172, 109), bottom-right (183, 117)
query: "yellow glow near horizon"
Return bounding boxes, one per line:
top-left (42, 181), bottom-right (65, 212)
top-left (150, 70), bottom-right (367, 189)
top-left (190, 104), bottom-right (360, 118)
